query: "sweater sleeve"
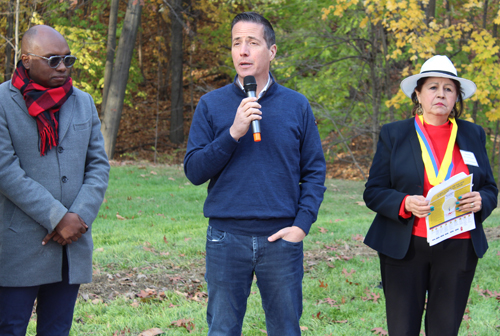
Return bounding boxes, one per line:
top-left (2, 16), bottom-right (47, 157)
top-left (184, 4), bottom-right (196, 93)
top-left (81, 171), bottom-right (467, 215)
top-left (399, 195), bottom-right (412, 219)
top-left (184, 98), bottom-right (239, 185)
top-left (292, 103), bottom-right (327, 234)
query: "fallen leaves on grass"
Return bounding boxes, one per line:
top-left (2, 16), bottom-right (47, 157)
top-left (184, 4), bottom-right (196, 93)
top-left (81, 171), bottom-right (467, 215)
top-left (345, 278), bottom-right (360, 286)
top-left (361, 288), bottom-right (381, 303)
top-left (352, 234), bottom-right (364, 241)
top-left (317, 297), bottom-right (340, 308)
top-left (138, 328), bottom-right (163, 336)
top-left (312, 311), bottom-right (348, 323)
top-left (143, 242), bottom-right (158, 254)
top-left (342, 268), bottom-right (356, 277)
top-left (174, 284), bottom-right (208, 302)
top-left (136, 288), bottom-right (158, 298)
top-left (113, 328), bottom-right (131, 336)
top-left (170, 276), bottom-right (183, 283)
top-left (473, 285), bottom-right (500, 300)
top-left (337, 255), bottom-right (354, 261)
top-left (171, 319), bottom-right (195, 333)
top-left (371, 327), bottom-right (388, 335)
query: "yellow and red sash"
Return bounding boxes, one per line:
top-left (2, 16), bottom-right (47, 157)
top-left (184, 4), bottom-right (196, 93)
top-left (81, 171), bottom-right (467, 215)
top-left (414, 115), bottom-right (457, 186)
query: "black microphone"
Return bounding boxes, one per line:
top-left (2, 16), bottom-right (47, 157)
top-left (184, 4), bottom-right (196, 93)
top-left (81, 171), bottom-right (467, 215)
top-left (243, 76), bottom-right (261, 142)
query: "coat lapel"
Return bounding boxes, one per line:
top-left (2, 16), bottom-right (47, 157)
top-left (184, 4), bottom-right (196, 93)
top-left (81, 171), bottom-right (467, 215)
top-left (408, 118), bottom-right (425, 187)
top-left (455, 123), bottom-right (479, 191)
top-left (9, 82), bottom-right (32, 120)
top-left (55, 91), bottom-right (76, 142)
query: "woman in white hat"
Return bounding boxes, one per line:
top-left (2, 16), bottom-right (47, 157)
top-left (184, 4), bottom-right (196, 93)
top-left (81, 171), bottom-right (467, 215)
top-left (363, 55), bottom-right (498, 335)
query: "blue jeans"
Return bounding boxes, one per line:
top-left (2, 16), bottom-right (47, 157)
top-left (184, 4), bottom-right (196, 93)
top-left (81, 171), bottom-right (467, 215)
top-left (0, 248), bottom-right (80, 336)
top-left (205, 225), bottom-right (304, 336)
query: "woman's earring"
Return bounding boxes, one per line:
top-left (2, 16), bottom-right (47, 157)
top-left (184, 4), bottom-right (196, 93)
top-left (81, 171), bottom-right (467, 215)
top-left (416, 104), bottom-right (423, 115)
top-left (450, 108), bottom-right (456, 118)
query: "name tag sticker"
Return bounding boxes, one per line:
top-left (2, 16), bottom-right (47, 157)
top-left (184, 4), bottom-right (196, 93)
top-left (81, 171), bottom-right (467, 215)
top-left (460, 150), bottom-right (479, 167)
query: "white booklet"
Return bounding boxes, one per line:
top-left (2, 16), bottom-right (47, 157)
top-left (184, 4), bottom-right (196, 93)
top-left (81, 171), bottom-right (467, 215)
top-left (425, 172), bottom-right (475, 246)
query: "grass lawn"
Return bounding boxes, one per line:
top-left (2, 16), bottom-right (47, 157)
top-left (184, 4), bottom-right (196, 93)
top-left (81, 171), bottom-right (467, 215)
top-left (26, 164), bottom-right (500, 335)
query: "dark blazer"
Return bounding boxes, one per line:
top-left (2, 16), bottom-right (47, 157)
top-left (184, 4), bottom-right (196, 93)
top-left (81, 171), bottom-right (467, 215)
top-left (364, 118), bottom-right (498, 259)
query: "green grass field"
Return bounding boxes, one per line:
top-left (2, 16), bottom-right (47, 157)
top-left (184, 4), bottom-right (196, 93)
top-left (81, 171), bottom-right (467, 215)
top-left (27, 165), bottom-right (500, 335)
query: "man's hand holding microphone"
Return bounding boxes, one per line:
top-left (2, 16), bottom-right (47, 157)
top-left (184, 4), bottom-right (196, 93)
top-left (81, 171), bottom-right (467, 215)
top-left (229, 76), bottom-right (262, 142)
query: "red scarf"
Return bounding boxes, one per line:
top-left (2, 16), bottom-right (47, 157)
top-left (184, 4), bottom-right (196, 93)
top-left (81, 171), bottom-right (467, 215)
top-left (11, 61), bottom-right (73, 156)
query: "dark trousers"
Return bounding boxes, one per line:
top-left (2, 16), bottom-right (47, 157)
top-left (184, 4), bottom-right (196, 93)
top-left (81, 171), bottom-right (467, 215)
top-left (0, 248), bottom-right (80, 336)
top-left (379, 235), bottom-right (478, 336)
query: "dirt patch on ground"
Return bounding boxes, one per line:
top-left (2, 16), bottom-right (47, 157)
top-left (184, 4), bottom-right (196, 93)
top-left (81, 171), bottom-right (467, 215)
top-left (80, 258), bottom-right (207, 304)
top-left (484, 225), bottom-right (500, 241)
top-left (80, 226), bottom-right (500, 302)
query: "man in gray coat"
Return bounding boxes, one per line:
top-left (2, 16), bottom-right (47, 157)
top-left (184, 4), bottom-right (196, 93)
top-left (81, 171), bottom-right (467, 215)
top-left (0, 25), bottom-right (109, 335)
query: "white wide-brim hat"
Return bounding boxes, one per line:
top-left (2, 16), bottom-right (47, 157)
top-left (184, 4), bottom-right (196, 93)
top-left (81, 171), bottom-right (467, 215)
top-left (400, 55), bottom-right (476, 100)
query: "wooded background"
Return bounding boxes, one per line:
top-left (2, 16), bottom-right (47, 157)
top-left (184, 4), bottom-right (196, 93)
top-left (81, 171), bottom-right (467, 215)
top-left (2, 0), bottom-right (500, 180)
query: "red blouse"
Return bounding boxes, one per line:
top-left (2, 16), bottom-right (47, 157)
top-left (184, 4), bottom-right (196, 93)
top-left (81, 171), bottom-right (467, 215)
top-left (399, 120), bottom-right (471, 239)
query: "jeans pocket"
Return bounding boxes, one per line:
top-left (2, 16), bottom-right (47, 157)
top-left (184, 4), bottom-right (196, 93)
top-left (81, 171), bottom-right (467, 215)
top-left (280, 238), bottom-right (303, 248)
top-left (206, 225), bottom-right (226, 243)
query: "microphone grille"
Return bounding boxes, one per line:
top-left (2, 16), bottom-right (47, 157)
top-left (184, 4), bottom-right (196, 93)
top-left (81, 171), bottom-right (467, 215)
top-left (244, 76), bottom-right (257, 92)
top-left (244, 76), bottom-right (256, 86)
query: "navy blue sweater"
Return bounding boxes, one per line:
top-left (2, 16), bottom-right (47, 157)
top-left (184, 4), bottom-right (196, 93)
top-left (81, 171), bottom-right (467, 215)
top-left (184, 76), bottom-right (326, 236)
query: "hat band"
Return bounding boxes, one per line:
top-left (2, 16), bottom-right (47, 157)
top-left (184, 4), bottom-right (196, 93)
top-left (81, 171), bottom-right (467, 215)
top-left (421, 70), bottom-right (457, 77)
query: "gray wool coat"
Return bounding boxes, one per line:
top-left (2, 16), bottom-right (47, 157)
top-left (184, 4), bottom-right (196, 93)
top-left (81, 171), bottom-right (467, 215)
top-left (0, 81), bottom-right (110, 287)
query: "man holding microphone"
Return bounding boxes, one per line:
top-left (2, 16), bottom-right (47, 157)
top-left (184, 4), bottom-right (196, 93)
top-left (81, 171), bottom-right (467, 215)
top-left (184, 12), bottom-right (326, 335)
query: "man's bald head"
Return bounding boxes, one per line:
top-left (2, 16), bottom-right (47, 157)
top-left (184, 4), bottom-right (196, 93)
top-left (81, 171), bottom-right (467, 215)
top-left (21, 25), bottom-right (67, 55)
top-left (20, 25), bottom-right (72, 88)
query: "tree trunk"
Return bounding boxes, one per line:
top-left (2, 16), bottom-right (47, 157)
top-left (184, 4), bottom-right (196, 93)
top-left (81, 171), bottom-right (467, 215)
top-left (101, 0), bottom-right (143, 159)
top-left (491, 120), bottom-right (499, 173)
top-left (483, 0), bottom-right (489, 29)
top-left (4, 0), bottom-right (14, 81)
top-left (369, 22), bottom-right (381, 154)
top-left (472, 100), bottom-right (479, 123)
top-left (381, 26), bottom-right (394, 123)
top-left (101, 0), bottom-right (120, 116)
top-left (155, 13), bottom-right (162, 164)
top-left (158, 11), bottom-right (170, 100)
top-left (14, 0), bottom-right (19, 65)
top-left (425, 0), bottom-right (436, 25)
top-left (137, 15), bottom-right (146, 85)
top-left (169, 0), bottom-right (184, 144)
